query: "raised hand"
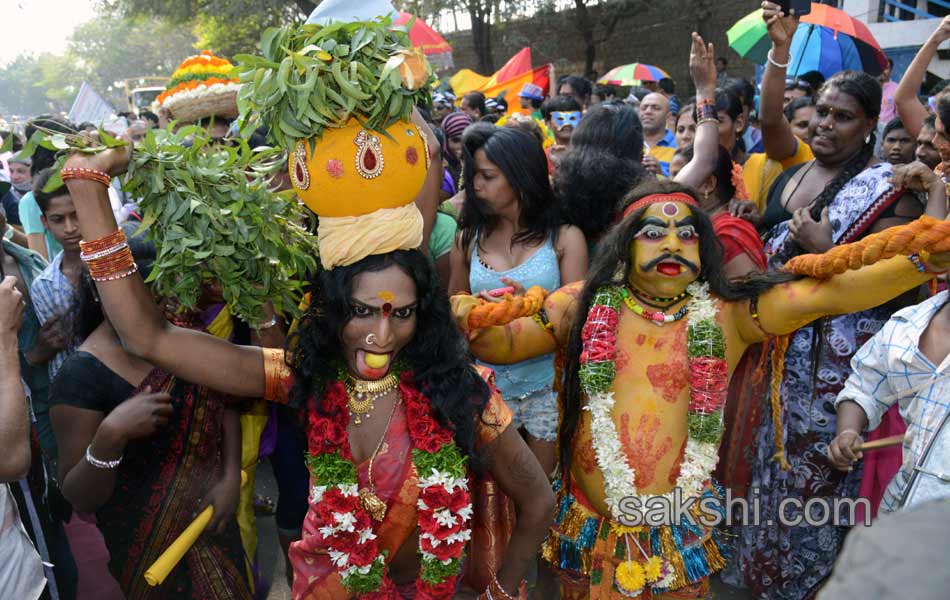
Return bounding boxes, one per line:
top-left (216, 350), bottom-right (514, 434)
top-left (928, 14), bottom-right (950, 46)
top-left (0, 276), bottom-right (24, 337)
top-left (762, 1), bottom-right (800, 49)
top-left (689, 32), bottom-right (717, 97)
top-left (63, 138), bottom-right (132, 178)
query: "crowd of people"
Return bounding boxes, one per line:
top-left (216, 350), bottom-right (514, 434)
top-left (2, 1), bottom-right (950, 599)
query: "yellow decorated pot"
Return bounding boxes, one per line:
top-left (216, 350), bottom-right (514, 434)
top-left (289, 118), bottom-right (430, 218)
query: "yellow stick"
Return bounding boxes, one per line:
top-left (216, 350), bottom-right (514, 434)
top-left (854, 434), bottom-right (905, 452)
top-left (143, 471), bottom-right (248, 586)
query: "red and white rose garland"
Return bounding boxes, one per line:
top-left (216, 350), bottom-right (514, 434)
top-left (306, 373), bottom-right (472, 598)
top-left (578, 281), bottom-right (727, 596)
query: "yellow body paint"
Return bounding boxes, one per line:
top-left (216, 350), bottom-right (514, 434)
top-left (377, 291), bottom-right (396, 303)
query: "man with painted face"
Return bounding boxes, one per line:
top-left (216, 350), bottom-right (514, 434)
top-left (541, 94), bottom-right (583, 173)
top-left (452, 180), bottom-right (950, 599)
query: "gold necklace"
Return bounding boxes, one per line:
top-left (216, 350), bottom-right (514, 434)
top-left (344, 372), bottom-right (400, 426)
top-left (360, 395), bottom-right (401, 522)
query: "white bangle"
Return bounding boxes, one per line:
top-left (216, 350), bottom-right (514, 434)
top-left (767, 49), bottom-right (790, 69)
top-left (253, 316), bottom-right (278, 330)
top-left (85, 444), bottom-right (122, 469)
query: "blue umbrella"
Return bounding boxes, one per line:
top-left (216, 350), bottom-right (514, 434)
top-left (788, 23), bottom-right (875, 79)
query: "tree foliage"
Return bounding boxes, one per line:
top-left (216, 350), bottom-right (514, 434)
top-left (0, 54), bottom-right (79, 116)
top-left (69, 15), bottom-right (199, 107)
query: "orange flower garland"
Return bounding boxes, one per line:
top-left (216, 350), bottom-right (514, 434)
top-left (158, 50), bottom-right (239, 106)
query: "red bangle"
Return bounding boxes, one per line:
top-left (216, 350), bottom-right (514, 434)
top-left (80, 230), bottom-right (126, 255)
top-left (61, 167), bottom-right (112, 187)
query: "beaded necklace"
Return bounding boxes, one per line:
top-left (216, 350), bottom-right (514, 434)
top-left (621, 287), bottom-right (689, 325)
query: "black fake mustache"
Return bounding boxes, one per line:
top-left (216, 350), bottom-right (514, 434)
top-left (641, 253), bottom-right (699, 274)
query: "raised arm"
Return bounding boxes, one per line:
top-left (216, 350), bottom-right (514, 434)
top-left (674, 33), bottom-right (720, 189)
top-left (450, 282), bottom-right (581, 364)
top-left (0, 277), bottom-right (29, 482)
top-left (895, 16), bottom-right (950, 138)
top-left (759, 2), bottom-right (800, 161)
top-left (61, 149), bottom-right (267, 398)
top-left (736, 255), bottom-right (942, 343)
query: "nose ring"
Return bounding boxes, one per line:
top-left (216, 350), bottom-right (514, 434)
top-left (365, 333), bottom-right (377, 346)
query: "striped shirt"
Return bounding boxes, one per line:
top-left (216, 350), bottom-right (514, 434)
top-left (30, 252), bottom-right (78, 382)
top-left (836, 291), bottom-right (950, 512)
top-left (647, 128), bottom-right (677, 177)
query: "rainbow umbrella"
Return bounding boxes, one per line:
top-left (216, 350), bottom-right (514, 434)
top-left (727, 6), bottom-right (887, 77)
top-left (598, 63), bottom-right (670, 86)
top-left (393, 12), bottom-right (453, 69)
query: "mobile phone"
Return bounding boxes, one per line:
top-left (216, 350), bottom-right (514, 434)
top-left (487, 286), bottom-right (515, 297)
top-left (780, 0), bottom-right (812, 16)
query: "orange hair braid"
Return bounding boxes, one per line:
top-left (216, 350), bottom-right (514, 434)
top-left (769, 334), bottom-right (792, 471)
top-left (784, 216), bottom-right (950, 278)
top-left (466, 286), bottom-right (548, 330)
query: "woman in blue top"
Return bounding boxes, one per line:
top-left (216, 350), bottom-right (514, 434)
top-left (449, 124), bottom-right (587, 475)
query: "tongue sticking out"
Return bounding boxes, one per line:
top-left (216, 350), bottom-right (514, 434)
top-left (657, 263), bottom-right (682, 276)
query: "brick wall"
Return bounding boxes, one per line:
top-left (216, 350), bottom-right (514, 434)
top-left (444, 0), bottom-right (761, 95)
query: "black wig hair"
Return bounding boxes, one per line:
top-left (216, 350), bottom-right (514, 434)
top-left (458, 124), bottom-right (561, 255)
top-left (557, 180), bottom-right (796, 484)
top-left (287, 249), bottom-right (490, 468)
top-left (554, 103), bottom-right (647, 241)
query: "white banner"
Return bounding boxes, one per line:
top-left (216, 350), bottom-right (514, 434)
top-left (67, 81), bottom-right (116, 127)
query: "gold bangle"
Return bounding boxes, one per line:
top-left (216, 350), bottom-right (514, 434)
top-left (262, 347), bottom-right (292, 404)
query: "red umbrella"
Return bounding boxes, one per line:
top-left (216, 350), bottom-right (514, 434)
top-left (394, 12), bottom-right (453, 68)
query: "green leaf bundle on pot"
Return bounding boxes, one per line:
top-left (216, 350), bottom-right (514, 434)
top-left (22, 124), bottom-right (319, 325)
top-left (234, 17), bottom-right (435, 150)
top-left (123, 125), bottom-right (319, 324)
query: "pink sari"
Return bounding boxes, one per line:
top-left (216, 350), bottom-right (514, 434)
top-left (286, 367), bottom-right (513, 600)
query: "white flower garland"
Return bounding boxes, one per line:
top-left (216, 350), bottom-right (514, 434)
top-left (584, 282), bottom-right (721, 523)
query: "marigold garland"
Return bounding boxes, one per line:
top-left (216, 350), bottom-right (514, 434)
top-left (305, 372), bottom-right (471, 598)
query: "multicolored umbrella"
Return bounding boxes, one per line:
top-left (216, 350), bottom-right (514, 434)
top-left (727, 5), bottom-right (888, 77)
top-left (393, 12), bottom-right (454, 69)
top-left (598, 63), bottom-right (670, 86)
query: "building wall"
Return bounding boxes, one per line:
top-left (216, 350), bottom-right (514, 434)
top-left (443, 0), bottom-right (761, 94)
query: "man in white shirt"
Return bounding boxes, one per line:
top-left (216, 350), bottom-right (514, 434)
top-left (830, 287), bottom-right (950, 512)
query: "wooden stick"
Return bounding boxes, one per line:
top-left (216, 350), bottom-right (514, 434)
top-left (855, 434), bottom-right (905, 452)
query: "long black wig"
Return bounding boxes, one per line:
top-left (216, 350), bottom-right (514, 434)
top-left (288, 249), bottom-right (490, 469)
